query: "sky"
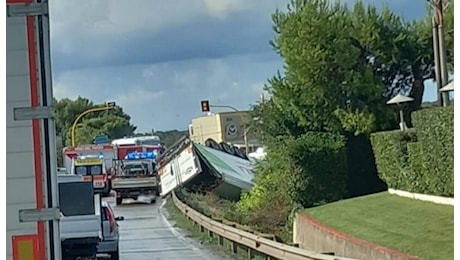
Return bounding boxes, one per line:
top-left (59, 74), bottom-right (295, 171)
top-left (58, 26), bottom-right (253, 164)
top-left (49, 0), bottom-right (436, 132)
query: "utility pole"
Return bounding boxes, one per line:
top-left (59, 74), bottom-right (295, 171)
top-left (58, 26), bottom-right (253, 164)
top-left (431, 0), bottom-right (451, 106)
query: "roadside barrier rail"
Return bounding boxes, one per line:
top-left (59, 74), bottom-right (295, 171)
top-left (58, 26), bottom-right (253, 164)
top-left (171, 191), bottom-right (357, 260)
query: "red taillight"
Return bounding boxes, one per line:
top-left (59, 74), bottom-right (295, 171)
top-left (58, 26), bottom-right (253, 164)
top-left (104, 207), bottom-right (116, 233)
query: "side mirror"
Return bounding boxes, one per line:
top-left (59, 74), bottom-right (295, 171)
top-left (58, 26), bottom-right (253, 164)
top-left (115, 216), bottom-right (124, 221)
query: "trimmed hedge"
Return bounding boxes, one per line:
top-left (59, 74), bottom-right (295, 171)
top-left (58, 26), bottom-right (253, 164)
top-left (406, 142), bottom-right (430, 193)
top-left (370, 129), bottom-right (417, 191)
top-left (412, 106), bottom-right (454, 196)
top-left (370, 106), bottom-right (454, 197)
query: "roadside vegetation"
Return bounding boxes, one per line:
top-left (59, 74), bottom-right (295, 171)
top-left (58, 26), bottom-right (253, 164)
top-left (168, 0), bottom-right (454, 259)
top-left (54, 0), bottom-right (454, 258)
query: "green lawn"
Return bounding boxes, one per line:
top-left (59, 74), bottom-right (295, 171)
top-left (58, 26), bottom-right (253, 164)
top-left (305, 192), bottom-right (454, 260)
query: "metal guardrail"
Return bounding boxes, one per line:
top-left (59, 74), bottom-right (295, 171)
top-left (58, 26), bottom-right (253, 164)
top-left (171, 192), bottom-right (357, 260)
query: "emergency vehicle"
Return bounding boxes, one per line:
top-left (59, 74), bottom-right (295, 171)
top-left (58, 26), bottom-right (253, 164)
top-left (72, 155), bottom-right (111, 196)
top-left (111, 152), bottom-right (158, 205)
top-left (112, 136), bottom-right (164, 160)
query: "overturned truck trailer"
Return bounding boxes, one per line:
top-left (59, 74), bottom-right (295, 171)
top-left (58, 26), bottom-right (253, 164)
top-left (157, 136), bottom-right (255, 200)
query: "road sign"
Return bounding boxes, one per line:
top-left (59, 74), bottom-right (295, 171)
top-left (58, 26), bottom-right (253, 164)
top-left (93, 135), bottom-right (109, 145)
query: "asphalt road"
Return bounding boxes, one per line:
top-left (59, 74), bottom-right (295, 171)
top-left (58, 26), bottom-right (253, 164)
top-left (103, 196), bottom-right (234, 260)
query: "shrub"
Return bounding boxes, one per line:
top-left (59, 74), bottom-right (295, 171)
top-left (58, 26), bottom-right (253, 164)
top-left (370, 129), bottom-right (417, 190)
top-left (371, 106), bottom-right (454, 197)
top-left (238, 132), bottom-right (347, 212)
top-left (412, 106), bottom-right (454, 196)
top-left (236, 132), bottom-right (347, 242)
top-left (406, 142), bottom-right (430, 193)
top-left (283, 132), bottom-right (347, 207)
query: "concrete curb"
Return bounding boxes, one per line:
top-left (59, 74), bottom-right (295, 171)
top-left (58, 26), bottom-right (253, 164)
top-left (388, 188), bottom-right (454, 206)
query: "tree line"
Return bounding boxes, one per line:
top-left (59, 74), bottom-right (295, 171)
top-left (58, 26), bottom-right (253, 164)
top-left (54, 96), bottom-right (187, 166)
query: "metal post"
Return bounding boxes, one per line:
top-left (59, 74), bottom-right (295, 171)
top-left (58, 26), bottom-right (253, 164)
top-left (244, 127), bottom-right (250, 155)
top-left (434, 0), bottom-right (451, 106)
top-left (432, 17), bottom-right (443, 106)
top-left (399, 108), bottom-right (406, 131)
top-left (438, 18), bottom-right (450, 106)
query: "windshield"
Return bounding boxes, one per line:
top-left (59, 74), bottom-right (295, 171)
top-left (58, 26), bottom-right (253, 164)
top-left (140, 139), bottom-right (162, 146)
top-left (125, 163), bottom-right (147, 174)
top-left (75, 165), bottom-right (103, 175)
top-left (119, 161), bottom-right (153, 176)
top-left (59, 182), bottom-right (95, 216)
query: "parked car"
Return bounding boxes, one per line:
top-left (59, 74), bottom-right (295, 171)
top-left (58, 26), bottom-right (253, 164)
top-left (97, 201), bottom-right (124, 259)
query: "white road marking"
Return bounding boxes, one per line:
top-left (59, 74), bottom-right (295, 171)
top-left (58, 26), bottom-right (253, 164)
top-left (158, 199), bottom-right (201, 252)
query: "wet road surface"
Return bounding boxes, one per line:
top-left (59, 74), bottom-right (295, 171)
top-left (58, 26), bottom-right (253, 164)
top-left (102, 196), bottom-right (233, 260)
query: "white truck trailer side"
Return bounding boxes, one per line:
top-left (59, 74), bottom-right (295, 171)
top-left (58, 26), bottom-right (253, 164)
top-left (6, 1), bottom-right (60, 259)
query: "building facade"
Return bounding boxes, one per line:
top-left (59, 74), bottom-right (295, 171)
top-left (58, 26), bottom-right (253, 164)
top-left (189, 111), bottom-right (260, 153)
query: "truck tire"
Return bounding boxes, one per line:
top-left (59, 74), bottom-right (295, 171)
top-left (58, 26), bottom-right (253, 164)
top-left (116, 197), bottom-right (122, 205)
top-left (220, 142), bottom-right (236, 155)
top-left (110, 250), bottom-right (120, 260)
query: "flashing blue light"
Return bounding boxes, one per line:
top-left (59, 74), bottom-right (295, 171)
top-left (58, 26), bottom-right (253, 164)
top-left (99, 153), bottom-right (104, 159)
top-left (124, 151), bottom-right (156, 160)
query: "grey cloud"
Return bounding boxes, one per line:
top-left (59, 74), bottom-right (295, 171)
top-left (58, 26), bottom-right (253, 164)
top-left (50, 0), bottom-right (429, 132)
top-left (53, 52), bottom-right (281, 131)
top-left (51, 9), bottom-right (277, 74)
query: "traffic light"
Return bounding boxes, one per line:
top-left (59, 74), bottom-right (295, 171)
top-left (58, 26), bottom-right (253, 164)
top-left (201, 100), bottom-right (210, 112)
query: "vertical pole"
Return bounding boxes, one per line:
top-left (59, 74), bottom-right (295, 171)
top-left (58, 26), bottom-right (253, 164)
top-left (432, 17), bottom-right (443, 106)
top-left (436, 0), bottom-right (451, 106)
top-left (244, 128), bottom-right (249, 155)
top-left (399, 108), bottom-right (406, 131)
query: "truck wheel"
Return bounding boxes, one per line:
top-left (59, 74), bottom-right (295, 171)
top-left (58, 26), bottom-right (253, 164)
top-left (116, 197), bottom-right (123, 205)
top-left (110, 249), bottom-right (120, 260)
top-left (150, 198), bottom-right (156, 204)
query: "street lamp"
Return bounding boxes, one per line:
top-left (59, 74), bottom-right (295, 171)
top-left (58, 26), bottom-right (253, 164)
top-left (440, 80), bottom-right (454, 103)
top-left (386, 94), bottom-right (414, 131)
top-left (70, 102), bottom-right (116, 146)
top-left (440, 80), bottom-right (454, 92)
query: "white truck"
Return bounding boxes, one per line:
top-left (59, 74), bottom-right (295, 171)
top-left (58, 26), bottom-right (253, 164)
top-left (156, 137), bottom-right (202, 197)
top-left (58, 174), bottom-right (102, 260)
top-left (6, 1), bottom-right (61, 259)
